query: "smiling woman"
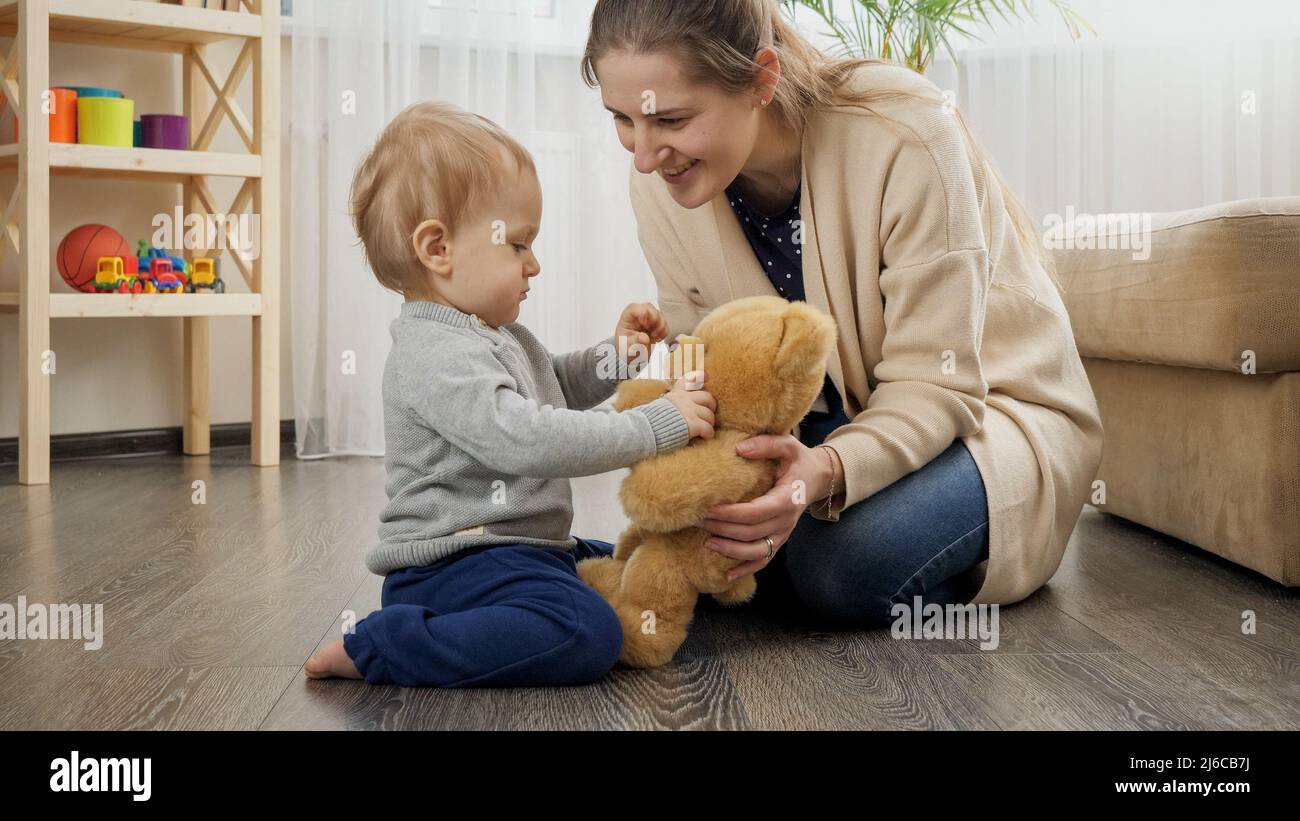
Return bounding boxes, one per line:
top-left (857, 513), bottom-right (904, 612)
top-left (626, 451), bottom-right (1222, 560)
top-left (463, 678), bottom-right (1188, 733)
top-left (582, 0), bottom-right (1047, 260)
top-left (589, 36), bottom-right (804, 214)
top-left (579, 0), bottom-right (1104, 625)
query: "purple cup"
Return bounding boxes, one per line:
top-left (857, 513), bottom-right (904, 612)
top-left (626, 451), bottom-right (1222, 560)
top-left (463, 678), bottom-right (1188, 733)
top-left (139, 114), bottom-right (189, 150)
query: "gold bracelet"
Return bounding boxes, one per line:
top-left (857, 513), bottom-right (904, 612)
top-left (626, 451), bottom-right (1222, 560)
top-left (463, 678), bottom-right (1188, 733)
top-left (817, 445), bottom-right (837, 515)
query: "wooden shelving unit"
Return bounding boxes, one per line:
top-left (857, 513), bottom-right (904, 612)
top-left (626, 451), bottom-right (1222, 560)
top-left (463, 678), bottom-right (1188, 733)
top-left (0, 0), bottom-right (280, 484)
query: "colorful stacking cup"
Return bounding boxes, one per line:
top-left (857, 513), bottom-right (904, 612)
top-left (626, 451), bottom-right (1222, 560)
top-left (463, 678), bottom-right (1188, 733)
top-left (77, 97), bottom-right (134, 147)
top-left (9, 87), bottom-right (77, 143)
top-left (55, 86), bottom-right (123, 99)
top-left (139, 114), bottom-right (189, 150)
top-left (49, 88), bottom-right (77, 143)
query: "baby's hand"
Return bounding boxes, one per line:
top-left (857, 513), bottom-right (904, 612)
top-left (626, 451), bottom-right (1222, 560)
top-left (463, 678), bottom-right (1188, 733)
top-left (615, 302), bottom-right (668, 362)
top-left (664, 370), bottom-right (716, 441)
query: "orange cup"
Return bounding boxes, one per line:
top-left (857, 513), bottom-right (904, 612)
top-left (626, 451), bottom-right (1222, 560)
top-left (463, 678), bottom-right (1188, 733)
top-left (49, 88), bottom-right (77, 142)
top-left (9, 87), bottom-right (79, 143)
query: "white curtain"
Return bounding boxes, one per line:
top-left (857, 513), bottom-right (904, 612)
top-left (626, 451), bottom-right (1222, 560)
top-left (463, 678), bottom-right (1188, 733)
top-left (916, 0), bottom-right (1300, 220)
top-left (290, 0), bottom-right (424, 458)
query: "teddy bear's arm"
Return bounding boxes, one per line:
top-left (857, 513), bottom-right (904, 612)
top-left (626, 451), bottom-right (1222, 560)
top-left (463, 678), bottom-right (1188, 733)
top-left (613, 378), bottom-right (673, 411)
top-left (613, 524), bottom-right (644, 560)
top-left (619, 429), bottom-right (776, 533)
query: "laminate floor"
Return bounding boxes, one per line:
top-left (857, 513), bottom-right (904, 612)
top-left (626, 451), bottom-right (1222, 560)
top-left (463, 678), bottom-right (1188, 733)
top-left (1, 449), bottom-right (1295, 730)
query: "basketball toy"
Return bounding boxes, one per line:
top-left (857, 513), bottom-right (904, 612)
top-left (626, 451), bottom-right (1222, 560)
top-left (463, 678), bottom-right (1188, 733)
top-left (58, 224), bottom-right (129, 293)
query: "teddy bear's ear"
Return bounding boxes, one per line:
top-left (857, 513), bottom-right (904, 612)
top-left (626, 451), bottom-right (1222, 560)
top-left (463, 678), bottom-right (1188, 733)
top-left (775, 307), bottom-right (836, 379)
top-left (667, 334), bottom-right (704, 380)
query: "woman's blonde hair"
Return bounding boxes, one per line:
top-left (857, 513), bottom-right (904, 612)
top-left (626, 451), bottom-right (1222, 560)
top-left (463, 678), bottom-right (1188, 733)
top-left (580, 0), bottom-right (1052, 278)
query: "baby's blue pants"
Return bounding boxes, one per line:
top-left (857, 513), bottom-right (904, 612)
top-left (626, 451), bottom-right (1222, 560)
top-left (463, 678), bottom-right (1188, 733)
top-left (343, 538), bottom-right (623, 688)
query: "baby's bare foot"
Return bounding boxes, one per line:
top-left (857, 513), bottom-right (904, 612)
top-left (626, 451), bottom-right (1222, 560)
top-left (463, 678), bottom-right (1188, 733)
top-left (304, 639), bottom-right (362, 679)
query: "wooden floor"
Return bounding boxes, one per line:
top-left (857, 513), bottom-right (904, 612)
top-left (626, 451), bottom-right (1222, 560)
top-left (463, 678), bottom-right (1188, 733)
top-left (1, 448), bottom-right (1296, 731)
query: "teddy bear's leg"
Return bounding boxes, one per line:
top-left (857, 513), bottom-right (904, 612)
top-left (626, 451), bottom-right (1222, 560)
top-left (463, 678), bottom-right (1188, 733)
top-left (613, 525), bottom-right (643, 561)
top-left (688, 534), bottom-right (757, 605)
top-left (611, 542), bottom-right (700, 668)
top-left (576, 556), bottom-right (625, 601)
top-left (607, 600), bottom-right (690, 668)
top-left (689, 536), bottom-right (755, 596)
top-left (613, 599), bottom-right (694, 668)
top-left (711, 573), bottom-right (757, 607)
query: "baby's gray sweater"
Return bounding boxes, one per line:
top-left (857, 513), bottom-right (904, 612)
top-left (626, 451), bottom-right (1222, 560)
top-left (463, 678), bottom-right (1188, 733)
top-left (366, 300), bottom-right (690, 575)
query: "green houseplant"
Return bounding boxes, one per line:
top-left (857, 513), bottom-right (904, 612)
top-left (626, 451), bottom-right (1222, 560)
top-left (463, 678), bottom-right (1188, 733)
top-left (780, 0), bottom-right (1094, 73)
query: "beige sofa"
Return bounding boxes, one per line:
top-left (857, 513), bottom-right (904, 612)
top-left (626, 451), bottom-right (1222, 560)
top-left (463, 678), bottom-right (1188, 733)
top-left (1056, 196), bottom-right (1300, 587)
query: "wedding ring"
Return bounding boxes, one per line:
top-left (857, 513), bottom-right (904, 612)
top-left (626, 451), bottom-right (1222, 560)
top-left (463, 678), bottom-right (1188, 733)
top-left (764, 536), bottom-right (775, 561)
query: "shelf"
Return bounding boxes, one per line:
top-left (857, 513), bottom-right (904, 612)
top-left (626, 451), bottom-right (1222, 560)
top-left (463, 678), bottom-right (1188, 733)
top-left (0, 0), bottom-right (262, 52)
top-left (0, 143), bottom-right (261, 180)
top-left (0, 291), bottom-right (263, 318)
top-left (6, 0), bottom-right (280, 484)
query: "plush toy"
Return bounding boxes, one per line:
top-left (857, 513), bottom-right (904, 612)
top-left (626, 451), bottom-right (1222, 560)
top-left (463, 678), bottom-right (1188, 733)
top-left (577, 295), bottom-right (838, 668)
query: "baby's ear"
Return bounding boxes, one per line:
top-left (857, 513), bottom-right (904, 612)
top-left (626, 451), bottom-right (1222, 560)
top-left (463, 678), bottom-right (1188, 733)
top-left (411, 219), bottom-right (452, 276)
top-left (667, 334), bottom-right (704, 380)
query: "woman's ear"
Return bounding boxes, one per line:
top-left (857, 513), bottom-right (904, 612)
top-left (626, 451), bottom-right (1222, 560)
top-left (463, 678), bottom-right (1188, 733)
top-left (412, 219), bottom-right (453, 277)
top-left (753, 46), bottom-right (781, 106)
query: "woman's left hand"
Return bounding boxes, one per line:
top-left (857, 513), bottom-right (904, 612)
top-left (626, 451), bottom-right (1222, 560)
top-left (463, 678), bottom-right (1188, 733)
top-left (698, 434), bottom-right (835, 581)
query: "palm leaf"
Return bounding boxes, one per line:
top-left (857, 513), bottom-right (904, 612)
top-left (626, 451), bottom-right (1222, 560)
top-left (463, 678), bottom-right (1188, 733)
top-left (781, 0), bottom-right (1095, 71)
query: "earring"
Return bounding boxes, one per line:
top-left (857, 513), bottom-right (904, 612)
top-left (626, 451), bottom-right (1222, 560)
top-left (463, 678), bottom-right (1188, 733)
top-left (760, 98), bottom-right (770, 107)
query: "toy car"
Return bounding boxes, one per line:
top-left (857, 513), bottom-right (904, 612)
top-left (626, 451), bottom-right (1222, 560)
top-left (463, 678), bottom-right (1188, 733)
top-left (93, 256), bottom-right (142, 293)
top-left (136, 240), bottom-right (188, 289)
top-left (186, 257), bottom-right (225, 293)
top-left (144, 258), bottom-right (184, 294)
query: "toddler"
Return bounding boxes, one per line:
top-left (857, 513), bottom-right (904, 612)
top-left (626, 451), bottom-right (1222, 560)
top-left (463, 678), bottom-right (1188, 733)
top-left (303, 101), bottom-right (715, 687)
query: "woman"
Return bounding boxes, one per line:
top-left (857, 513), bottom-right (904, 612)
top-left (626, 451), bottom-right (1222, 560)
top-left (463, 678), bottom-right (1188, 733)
top-left (582, 0), bottom-right (1103, 626)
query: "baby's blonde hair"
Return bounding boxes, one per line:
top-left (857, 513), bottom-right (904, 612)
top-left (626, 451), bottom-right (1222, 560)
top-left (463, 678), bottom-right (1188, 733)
top-left (350, 101), bottom-right (536, 294)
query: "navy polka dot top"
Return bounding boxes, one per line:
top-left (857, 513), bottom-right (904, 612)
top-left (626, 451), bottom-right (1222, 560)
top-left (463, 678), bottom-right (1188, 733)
top-left (724, 179), bottom-right (852, 446)
top-left (725, 180), bottom-right (806, 299)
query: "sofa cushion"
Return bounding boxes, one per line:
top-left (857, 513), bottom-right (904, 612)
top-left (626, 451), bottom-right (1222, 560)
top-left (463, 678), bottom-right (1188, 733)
top-left (1056, 196), bottom-right (1300, 373)
top-left (1083, 357), bottom-right (1299, 586)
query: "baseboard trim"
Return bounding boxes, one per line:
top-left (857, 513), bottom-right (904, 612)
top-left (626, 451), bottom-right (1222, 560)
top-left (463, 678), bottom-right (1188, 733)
top-left (0, 420), bottom-right (296, 465)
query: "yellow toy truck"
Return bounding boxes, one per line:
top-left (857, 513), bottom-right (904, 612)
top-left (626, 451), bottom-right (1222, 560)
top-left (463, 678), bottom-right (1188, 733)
top-left (186, 257), bottom-right (225, 294)
top-left (94, 256), bottom-right (142, 293)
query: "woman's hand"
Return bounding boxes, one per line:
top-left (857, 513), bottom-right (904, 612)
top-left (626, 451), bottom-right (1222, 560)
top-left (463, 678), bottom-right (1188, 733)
top-left (699, 434), bottom-right (840, 581)
top-left (614, 302), bottom-right (668, 365)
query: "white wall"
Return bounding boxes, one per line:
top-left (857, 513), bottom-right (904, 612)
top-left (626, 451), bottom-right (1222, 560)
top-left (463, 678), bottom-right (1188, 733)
top-left (0, 37), bottom-right (294, 440)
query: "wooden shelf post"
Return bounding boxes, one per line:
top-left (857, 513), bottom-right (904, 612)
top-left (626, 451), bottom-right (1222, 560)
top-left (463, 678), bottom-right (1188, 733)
top-left (182, 41), bottom-right (209, 456)
top-left (17, 0), bottom-right (50, 485)
top-left (250, 0), bottom-right (278, 467)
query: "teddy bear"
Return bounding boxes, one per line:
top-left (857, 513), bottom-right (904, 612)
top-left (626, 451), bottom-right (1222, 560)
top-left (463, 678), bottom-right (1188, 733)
top-left (577, 294), bottom-right (838, 668)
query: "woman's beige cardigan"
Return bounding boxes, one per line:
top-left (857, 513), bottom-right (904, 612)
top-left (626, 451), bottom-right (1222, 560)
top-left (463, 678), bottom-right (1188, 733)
top-left (628, 63), bottom-right (1104, 605)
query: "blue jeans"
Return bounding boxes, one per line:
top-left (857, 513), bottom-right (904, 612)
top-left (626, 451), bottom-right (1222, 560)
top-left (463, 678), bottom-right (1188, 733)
top-left (343, 539), bottom-right (623, 687)
top-left (748, 434), bottom-right (991, 627)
